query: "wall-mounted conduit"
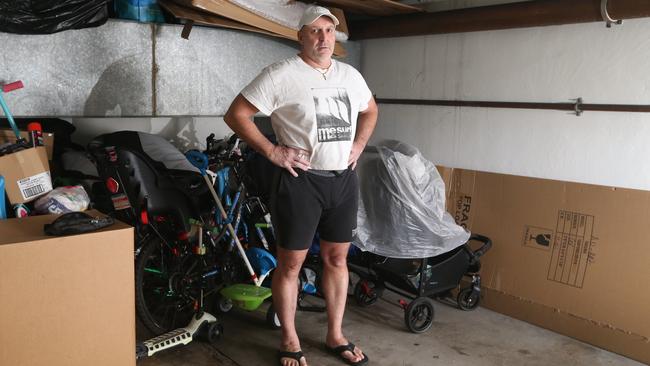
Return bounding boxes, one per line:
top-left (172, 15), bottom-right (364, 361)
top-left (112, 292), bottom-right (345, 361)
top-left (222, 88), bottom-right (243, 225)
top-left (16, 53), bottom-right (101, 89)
top-left (375, 98), bottom-right (650, 116)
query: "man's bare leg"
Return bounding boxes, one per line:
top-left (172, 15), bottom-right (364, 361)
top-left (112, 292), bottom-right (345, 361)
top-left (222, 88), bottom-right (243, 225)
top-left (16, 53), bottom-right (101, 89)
top-left (273, 247), bottom-right (309, 366)
top-left (320, 240), bottom-right (365, 363)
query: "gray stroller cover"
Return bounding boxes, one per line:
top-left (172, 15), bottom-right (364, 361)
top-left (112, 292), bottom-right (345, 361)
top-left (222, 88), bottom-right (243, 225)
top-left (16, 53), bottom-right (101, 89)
top-left (354, 141), bottom-right (470, 258)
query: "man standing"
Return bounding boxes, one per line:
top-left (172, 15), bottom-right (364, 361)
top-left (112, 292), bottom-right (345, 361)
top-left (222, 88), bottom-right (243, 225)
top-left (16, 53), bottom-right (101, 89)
top-left (224, 6), bottom-right (378, 366)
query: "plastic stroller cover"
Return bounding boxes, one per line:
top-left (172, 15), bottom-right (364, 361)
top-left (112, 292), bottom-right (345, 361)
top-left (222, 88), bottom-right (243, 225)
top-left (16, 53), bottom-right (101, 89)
top-left (354, 141), bottom-right (470, 258)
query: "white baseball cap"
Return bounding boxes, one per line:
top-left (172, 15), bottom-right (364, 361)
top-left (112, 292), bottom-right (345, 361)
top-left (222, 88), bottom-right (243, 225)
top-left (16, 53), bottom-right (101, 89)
top-left (298, 6), bottom-right (339, 29)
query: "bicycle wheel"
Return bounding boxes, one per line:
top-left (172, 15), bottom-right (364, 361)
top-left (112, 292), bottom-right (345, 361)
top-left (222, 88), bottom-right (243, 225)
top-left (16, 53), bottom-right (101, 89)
top-left (135, 236), bottom-right (212, 335)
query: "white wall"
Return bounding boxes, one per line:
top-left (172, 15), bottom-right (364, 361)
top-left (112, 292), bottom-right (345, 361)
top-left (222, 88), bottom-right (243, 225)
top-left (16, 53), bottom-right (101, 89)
top-left (361, 18), bottom-right (650, 191)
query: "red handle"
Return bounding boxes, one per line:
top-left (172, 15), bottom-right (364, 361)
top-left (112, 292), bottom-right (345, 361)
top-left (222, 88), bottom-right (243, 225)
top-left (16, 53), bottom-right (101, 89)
top-left (2, 80), bottom-right (24, 93)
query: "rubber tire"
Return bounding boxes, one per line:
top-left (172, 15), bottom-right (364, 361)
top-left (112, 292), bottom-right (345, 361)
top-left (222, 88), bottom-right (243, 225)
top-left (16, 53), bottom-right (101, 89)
top-left (217, 296), bottom-right (233, 313)
top-left (353, 279), bottom-right (381, 307)
top-left (266, 304), bottom-right (282, 330)
top-left (404, 297), bottom-right (435, 334)
top-left (207, 321), bottom-right (223, 343)
top-left (135, 236), bottom-right (196, 335)
top-left (135, 236), bottom-right (171, 335)
top-left (457, 287), bottom-right (480, 311)
top-left (348, 270), bottom-right (361, 296)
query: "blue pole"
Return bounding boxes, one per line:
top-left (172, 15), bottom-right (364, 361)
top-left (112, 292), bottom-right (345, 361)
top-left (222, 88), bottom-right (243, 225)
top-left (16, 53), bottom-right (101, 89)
top-left (0, 93), bottom-right (21, 140)
top-left (0, 175), bottom-right (6, 219)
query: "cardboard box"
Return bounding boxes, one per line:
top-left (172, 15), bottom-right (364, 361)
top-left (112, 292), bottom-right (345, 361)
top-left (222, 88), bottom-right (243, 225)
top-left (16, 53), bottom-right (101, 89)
top-left (0, 211), bottom-right (135, 366)
top-left (0, 146), bottom-right (53, 204)
top-left (441, 167), bottom-right (650, 364)
top-left (0, 128), bottom-right (55, 160)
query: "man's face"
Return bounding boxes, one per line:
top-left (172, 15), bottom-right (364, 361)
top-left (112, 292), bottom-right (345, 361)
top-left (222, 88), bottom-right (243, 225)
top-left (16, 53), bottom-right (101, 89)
top-left (299, 16), bottom-right (336, 63)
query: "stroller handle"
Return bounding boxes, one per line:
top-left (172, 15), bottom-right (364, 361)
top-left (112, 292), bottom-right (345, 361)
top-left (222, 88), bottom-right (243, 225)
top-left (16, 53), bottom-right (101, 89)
top-left (468, 234), bottom-right (492, 259)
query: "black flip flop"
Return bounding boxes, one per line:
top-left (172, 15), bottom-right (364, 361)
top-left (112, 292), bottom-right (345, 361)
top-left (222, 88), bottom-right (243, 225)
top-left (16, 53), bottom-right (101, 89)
top-left (278, 350), bottom-right (305, 366)
top-left (326, 342), bottom-right (369, 365)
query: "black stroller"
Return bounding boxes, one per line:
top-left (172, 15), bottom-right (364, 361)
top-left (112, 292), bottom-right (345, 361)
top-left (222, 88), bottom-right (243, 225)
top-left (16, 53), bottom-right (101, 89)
top-left (349, 235), bottom-right (491, 333)
top-left (351, 141), bottom-right (492, 333)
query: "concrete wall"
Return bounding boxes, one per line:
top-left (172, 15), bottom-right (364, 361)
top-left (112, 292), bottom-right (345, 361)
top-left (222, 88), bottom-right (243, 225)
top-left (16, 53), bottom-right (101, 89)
top-left (361, 18), bottom-right (650, 191)
top-left (0, 19), bottom-right (361, 149)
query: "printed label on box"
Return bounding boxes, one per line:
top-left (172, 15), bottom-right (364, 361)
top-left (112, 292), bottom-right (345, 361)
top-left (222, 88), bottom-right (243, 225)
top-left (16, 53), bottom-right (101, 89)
top-left (523, 226), bottom-right (553, 250)
top-left (17, 171), bottom-right (52, 200)
top-left (547, 210), bottom-right (595, 288)
top-left (453, 194), bottom-right (472, 229)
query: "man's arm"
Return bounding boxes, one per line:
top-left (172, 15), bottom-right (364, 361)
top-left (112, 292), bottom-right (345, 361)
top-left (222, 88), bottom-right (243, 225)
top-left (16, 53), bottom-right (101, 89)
top-left (224, 94), bottom-right (274, 157)
top-left (349, 96), bottom-right (378, 169)
top-left (224, 94), bottom-right (309, 177)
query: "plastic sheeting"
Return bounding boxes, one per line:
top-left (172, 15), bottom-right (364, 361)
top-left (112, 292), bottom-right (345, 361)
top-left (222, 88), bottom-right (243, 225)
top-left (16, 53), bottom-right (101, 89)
top-left (0, 0), bottom-right (109, 34)
top-left (354, 141), bottom-right (470, 258)
top-left (230, 0), bottom-right (348, 42)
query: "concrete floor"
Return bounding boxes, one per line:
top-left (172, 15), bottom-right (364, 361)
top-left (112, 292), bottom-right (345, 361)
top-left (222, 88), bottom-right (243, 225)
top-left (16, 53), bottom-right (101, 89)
top-left (136, 290), bottom-right (643, 366)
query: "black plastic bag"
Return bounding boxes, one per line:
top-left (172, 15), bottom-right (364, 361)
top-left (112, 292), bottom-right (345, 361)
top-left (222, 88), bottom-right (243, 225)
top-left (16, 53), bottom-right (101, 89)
top-left (44, 211), bottom-right (114, 236)
top-left (0, 0), bottom-right (110, 34)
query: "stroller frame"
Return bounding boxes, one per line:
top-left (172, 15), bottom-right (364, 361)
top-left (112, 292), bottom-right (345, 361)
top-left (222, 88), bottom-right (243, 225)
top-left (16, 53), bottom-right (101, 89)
top-left (349, 234), bottom-right (492, 333)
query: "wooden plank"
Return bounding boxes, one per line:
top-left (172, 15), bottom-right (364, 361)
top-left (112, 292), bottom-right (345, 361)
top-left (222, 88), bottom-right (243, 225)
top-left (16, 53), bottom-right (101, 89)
top-left (350, 0), bottom-right (650, 40)
top-left (160, 0), bottom-right (282, 39)
top-left (329, 7), bottom-right (349, 36)
top-left (169, 0), bottom-right (346, 56)
top-left (315, 0), bottom-right (424, 16)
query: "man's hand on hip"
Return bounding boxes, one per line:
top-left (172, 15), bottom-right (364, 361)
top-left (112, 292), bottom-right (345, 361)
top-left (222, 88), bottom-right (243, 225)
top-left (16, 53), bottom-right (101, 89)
top-left (269, 145), bottom-right (311, 177)
top-left (348, 142), bottom-right (364, 170)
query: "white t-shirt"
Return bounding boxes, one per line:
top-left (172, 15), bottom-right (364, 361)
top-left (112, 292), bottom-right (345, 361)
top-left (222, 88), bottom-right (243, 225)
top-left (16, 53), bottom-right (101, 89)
top-left (241, 55), bottom-right (372, 170)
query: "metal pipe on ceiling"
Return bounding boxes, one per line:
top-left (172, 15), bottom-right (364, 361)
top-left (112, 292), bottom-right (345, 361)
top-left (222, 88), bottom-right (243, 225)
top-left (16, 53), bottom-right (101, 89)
top-left (350, 0), bottom-right (650, 40)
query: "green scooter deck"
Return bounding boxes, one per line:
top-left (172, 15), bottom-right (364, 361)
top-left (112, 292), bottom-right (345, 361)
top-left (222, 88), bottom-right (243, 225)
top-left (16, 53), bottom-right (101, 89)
top-left (220, 284), bottom-right (272, 311)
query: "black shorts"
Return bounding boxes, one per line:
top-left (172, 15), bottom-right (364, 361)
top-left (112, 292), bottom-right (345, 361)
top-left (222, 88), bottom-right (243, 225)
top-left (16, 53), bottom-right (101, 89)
top-left (269, 167), bottom-right (358, 250)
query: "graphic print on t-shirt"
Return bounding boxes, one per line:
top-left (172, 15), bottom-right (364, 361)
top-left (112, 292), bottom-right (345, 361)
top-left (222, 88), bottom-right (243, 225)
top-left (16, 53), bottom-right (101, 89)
top-left (313, 87), bottom-right (352, 142)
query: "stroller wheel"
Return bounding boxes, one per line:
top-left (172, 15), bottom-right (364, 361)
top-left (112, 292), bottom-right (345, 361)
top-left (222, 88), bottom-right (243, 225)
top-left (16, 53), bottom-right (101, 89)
top-left (354, 279), bottom-right (382, 307)
top-left (404, 297), bottom-right (435, 333)
top-left (457, 288), bottom-right (480, 311)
